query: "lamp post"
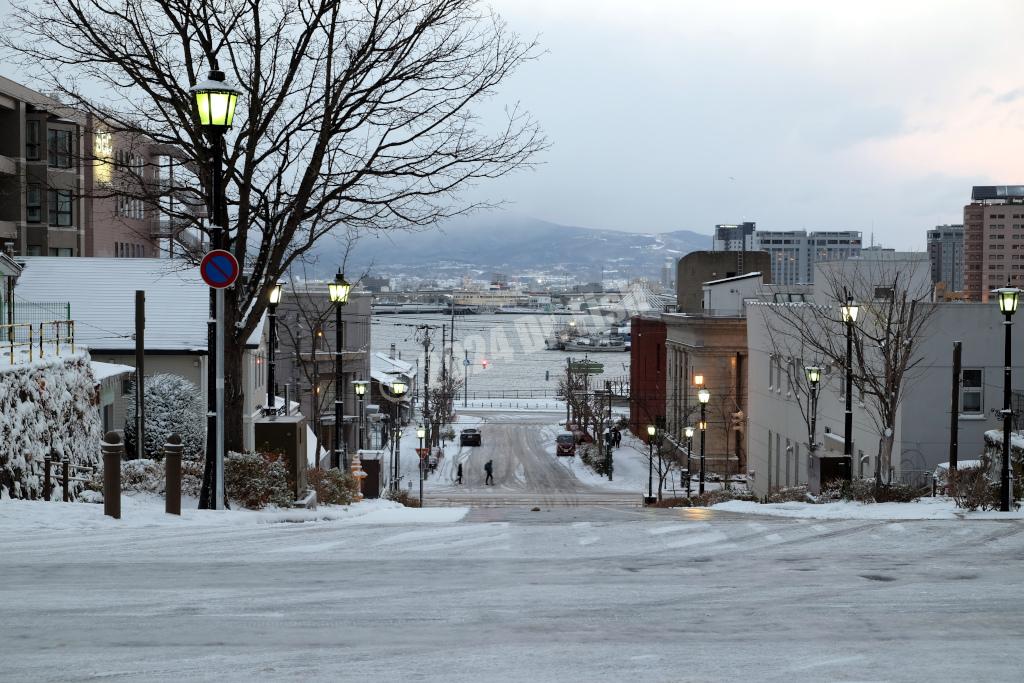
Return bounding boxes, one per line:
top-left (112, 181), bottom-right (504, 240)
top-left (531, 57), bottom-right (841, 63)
top-left (265, 282), bottom-right (283, 416)
top-left (698, 387), bottom-right (710, 495)
top-left (646, 424), bottom-right (656, 501)
top-left (191, 65), bottom-right (240, 511)
top-left (994, 284), bottom-right (1020, 512)
top-left (841, 296), bottom-right (859, 482)
top-left (328, 272), bottom-right (352, 469)
top-left (353, 380), bottom-right (368, 450)
top-left (684, 426), bottom-right (695, 497)
top-left (389, 380), bottom-right (408, 491)
top-left (805, 366), bottom-right (821, 486)
top-left (416, 424), bottom-right (426, 506)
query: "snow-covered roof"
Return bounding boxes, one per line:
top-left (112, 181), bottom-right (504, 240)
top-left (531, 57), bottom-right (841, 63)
top-left (91, 361), bottom-right (135, 382)
top-left (371, 352), bottom-right (414, 390)
top-left (0, 252), bottom-right (21, 278)
top-left (15, 258), bottom-right (266, 353)
top-left (704, 272), bottom-right (762, 286)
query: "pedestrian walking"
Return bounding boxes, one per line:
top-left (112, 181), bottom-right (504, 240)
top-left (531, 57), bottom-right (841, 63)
top-left (456, 463), bottom-right (463, 485)
top-left (613, 428), bottom-right (621, 448)
top-left (484, 459), bottom-right (494, 486)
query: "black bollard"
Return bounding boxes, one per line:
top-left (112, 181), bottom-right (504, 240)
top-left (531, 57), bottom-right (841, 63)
top-left (101, 431), bottom-right (123, 519)
top-left (164, 434), bottom-right (183, 516)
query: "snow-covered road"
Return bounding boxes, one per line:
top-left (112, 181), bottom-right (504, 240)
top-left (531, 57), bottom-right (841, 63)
top-left (3, 501), bottom-right (1023, 682)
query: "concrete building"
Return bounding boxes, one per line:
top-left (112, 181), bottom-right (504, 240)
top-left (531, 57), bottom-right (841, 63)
top-left (712, 222), bottom-right (756, 251)
top-left (927, 224), bottom-right (965, 292)
top-left (963, 186), bottom-right (1024, 302)
top-left (662, 274), bottom-right (765, 475)
top-left (274, 286), bottom-right (372, 458)
top-left (742, 254), bottom-right (1016, 497)
top-left (675, 251), bottom-right (772, 314)
top-left (753, 230), bottom-right (862, 285)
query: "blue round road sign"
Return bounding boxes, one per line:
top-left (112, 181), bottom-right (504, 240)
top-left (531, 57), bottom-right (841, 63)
top-left (200, 250), bottom-right (239, 289)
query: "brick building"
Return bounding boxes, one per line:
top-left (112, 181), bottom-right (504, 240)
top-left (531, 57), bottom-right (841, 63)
top-left (628, 314), bottom-right (666, 440)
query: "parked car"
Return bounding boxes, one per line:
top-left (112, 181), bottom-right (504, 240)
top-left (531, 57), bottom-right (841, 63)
top-left (556, 431), bottom-right (576, 457)
top-left (460, 428), bottom-right (482, 446)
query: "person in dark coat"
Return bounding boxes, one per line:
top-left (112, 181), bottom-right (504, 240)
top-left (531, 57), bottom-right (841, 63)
top-left (613, 428), bottom-right (622, 448)
top-left (456, 463), bottom-right (464, 485)
top-left (484, 460), bottom-right (494, 485)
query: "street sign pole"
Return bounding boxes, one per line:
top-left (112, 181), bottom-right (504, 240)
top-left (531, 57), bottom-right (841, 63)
top-left (215, 287), bottom-right (225, 510)
top-left (199, 249), bottom-right (239, 511)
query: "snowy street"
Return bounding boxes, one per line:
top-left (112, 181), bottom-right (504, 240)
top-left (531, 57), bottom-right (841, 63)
top-left (3, 499), bottom-right (1024, 682)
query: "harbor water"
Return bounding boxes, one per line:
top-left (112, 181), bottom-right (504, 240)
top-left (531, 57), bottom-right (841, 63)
top-left (371, 313), bottom-right (630, 398)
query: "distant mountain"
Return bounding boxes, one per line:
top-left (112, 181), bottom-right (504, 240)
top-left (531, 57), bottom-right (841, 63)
top-left (308, 213), bottom-right (710, 281)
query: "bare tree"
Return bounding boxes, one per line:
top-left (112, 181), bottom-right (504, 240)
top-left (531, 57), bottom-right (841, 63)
top-left (761, 260), bottom-right (935, 489)
top-left (4, 0), bottom-right (545, 458)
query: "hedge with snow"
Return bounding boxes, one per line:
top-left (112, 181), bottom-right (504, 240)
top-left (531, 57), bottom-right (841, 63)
top-left (0, 354), bottom-right (102, 499)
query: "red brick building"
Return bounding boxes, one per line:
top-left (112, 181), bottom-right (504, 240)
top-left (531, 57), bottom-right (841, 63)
top-left (629, 314), bottom-right (666, 442)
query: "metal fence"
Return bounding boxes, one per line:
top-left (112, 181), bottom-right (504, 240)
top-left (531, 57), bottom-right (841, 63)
top-left (1, 300), bottom-right (71, 327)
top-left (1, 320), bottom-right (76, 363)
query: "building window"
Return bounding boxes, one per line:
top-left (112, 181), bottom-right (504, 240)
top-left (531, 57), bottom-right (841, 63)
top-left (961, 369), bottom-right (983, 414)
top-left (26, 184), bottom-right (41, 223)
top-left (47, 190), bottom-right (72, 226)
top-left (48, 248), bottom-right (73, 257)
top-left (768, 355), bottom-right (774, 389)
top-left (26, 121), bottom-right (40, 160)
top-left (48, 129), bottom-right (73, 168)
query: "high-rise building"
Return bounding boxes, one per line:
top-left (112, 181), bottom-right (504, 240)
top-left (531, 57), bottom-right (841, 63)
top-left (963, 186), bottom-right (1024, 302)
top-left (753, 230), bottom-right (862, 285)
top-left (712, 222), bottom-right (756, 251)
top-left (927, 224), bottom-right (964, 292)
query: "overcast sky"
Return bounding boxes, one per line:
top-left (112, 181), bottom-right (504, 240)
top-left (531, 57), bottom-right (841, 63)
top-left (3, 1), bottom-right (1023, 248)
top-left (471, 0), bottom-right (1024, 247)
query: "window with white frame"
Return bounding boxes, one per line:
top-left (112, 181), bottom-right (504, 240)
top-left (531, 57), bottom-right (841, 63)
top-left (961, 369), bottom-right (983, 414)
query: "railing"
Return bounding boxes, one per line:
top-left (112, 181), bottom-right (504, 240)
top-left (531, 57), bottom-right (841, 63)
top-left (1, 320), bottom-right (75, 363)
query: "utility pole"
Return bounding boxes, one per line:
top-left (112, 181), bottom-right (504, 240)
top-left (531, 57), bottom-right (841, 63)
top-left (464, 349), bottom-right (469, 407)
top-left (135, 290), bottom-right (145, 460)
top-left (949, 341), bottom-right (961, 476)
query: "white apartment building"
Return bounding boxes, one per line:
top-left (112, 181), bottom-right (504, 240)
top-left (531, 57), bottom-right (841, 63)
top-left (745, 255), bottom-right (1018, 496)
top-left (753, 230), bottom-right (862, 285)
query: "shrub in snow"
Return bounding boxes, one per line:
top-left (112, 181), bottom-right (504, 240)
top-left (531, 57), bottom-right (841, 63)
top-left (949, 461), bottom-right (1001, 512)
top-left (819, 478), bottom-right (920, 504)
top-left (307, 467), bottom-right (358, 506)
top-left (578, 443), bottom-right (612, 477)
top-left (123, 373), bottom-right (204, 461)
top-left (224, 451), bottom-right (291, 509)
top-left (0, 354), bottom-right (102, 500)
top-left (768, 486), bottom-right (813, 504)
top-left (384, 486), bottom-right (421, 508)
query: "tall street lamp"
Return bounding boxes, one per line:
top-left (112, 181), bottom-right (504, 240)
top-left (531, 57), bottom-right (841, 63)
top-left (698, 387), bottom-right (710, 495)
top-left (191, 64), bottom-right (240, 511)
top-left (328, 272), bottom-right (352, 469)
top-left (389, 380), bottom-right (408, 491)
top-left (265, 282), bottom-right (283, 416)
top-left (805, 366), bottom-right (821, 485)
top-left (646, 424), bottom-right (656, 501)
top-left (417, 424), bottom-right (426, 506)
top-left (994, 283), bottom-right (1020, 512)
top-left (684, 425), bottom-right (695, 497)
top-left (841, 296), bottom-right (859, 481)
top-left (353, 380), bottom-right (369, 450)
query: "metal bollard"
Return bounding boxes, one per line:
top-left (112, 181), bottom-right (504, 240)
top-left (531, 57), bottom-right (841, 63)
top-left (62, 459), bottom-right (70, 502)
top-left (164, 434), bottom-right (183, 515)
top-left (101, 431), bottom-right (123, 519)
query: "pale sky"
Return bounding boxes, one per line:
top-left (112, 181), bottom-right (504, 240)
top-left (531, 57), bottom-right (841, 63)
top-left (4, 0), bottom-right (1023, 248)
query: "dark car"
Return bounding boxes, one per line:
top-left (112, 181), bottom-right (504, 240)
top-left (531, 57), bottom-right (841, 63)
top-left (460, 428), bottom-right (482, 447)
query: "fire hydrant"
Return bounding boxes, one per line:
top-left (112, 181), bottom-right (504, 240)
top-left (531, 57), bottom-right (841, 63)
top-left (350, 454), bottom-right (368, 500)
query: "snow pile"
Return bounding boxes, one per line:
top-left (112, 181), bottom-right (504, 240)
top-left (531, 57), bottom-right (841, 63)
top-left (0, 353), bottom-right (102, 500)
top-left (712, 497), bottom-right (1024, 520)
top-left (0, 495), bottom-right (468, 529)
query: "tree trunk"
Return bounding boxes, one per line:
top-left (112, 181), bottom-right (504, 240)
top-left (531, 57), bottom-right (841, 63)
top-left (223, 337), bottom-right (246, 454)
